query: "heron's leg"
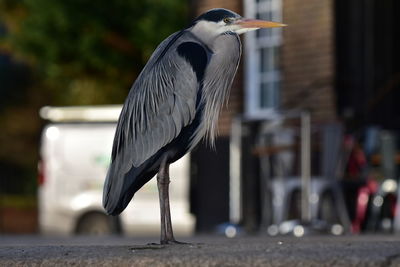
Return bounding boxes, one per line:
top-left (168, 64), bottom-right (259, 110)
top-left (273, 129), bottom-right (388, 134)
top-left (163, 168), bottom-right (175, 242)
top-left (157, 157), bottom-right (188, 245)
top-left (157, 159), bottom-right (168, 244)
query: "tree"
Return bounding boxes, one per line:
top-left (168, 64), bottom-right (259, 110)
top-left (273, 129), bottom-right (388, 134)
top-left (1, 0), bottom-right (187, 104)
top-left (0, 0), bottom-right (188, 194)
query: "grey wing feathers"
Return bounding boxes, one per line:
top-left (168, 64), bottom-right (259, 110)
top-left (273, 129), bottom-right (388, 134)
top-left (113, 31), bottom-right (197, 169)
top-left (103, 31), bottom-right (199, 213)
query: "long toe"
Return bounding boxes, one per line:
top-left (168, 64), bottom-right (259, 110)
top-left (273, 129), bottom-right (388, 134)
top-left (165, 239), bottom-right (192, 245)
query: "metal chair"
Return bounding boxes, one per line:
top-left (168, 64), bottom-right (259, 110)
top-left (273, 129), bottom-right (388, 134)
top-left (257, 119), bottom-right (351, 235)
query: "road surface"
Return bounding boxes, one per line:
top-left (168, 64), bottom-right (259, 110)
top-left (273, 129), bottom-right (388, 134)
top-left (1, 235), bottom-right (400, 266)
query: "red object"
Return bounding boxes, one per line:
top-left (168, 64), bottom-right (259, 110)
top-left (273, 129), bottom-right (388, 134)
top-left (352, 179), bottom-right (378, 233)
top-left (346, 141), bottom-right (367, 179)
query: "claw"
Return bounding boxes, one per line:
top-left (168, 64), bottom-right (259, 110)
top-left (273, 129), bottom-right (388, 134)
top-left (160, 239), bottom-right (191, 245)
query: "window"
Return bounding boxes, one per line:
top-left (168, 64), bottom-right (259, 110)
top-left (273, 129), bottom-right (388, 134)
top-left (244, 0), bottom-right (283, 118)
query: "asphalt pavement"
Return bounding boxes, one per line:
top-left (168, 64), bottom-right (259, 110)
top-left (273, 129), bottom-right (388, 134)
top-left (1, 234), bottom-right (400, 266)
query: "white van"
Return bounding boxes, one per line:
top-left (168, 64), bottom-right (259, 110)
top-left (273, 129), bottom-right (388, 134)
top-left (38, 105), bottom-right (194, 236)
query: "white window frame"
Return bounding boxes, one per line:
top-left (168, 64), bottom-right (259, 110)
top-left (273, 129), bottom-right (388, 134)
top-left (244, 0), bottom-right (283, 119)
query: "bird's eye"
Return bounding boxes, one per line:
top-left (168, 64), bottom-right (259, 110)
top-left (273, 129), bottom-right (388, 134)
top-left (223, 17), bottom-right (232, 24)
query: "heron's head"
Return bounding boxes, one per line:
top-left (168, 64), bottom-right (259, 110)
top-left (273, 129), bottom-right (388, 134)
top-left (191, 8), bottom-right (286, 39)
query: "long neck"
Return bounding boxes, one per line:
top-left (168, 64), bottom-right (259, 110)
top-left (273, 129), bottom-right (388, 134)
top-left (189, 33), bottom-right (242, 149)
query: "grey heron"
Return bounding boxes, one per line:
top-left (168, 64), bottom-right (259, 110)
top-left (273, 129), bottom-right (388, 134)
top-left (103, 8), bottom-right (285, 244)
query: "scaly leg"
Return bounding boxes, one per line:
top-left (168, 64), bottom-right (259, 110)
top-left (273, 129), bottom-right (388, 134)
top-left (157, 157), bottom-right (183, 244)
top-left (157, 161), bottom-right (167, 244)
top-left (163, 167), bottom-right (175, 241)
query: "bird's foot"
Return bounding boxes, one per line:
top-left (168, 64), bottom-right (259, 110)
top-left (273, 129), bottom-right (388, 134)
top-left (160, 239), bottom-right (197, 246)
top-left (162, 240), bottom-right (186, 245)
top-left (131, 243), bottom-right (166, 250)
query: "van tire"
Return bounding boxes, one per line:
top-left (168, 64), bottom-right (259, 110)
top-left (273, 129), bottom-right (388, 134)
top-left (75, 212), bottom-right (121, 235)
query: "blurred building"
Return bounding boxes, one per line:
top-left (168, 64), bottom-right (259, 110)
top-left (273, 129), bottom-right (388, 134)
top-left (190, 0), bottom-right (400, 231)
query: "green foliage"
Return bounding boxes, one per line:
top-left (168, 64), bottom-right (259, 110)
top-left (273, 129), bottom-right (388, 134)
top-left (1, 0), bottom-right (187, 105)
top-left (0, 0), bottom-right (188, 195)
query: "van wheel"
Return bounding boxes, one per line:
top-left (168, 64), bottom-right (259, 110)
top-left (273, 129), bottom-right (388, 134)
top-left (76, 212), bottom-right (120, 235)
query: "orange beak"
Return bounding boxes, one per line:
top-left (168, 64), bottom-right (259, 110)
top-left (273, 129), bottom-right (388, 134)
top-left (236, 19), bottom-right (287, 29)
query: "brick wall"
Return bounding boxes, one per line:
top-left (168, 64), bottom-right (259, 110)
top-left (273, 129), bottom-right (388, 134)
top-left (191, 2), bottom-right (244, 137)
top-left (282, 0), bottom-right (337, 123)
top-left (191, 0), bottom-right (337, 129)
